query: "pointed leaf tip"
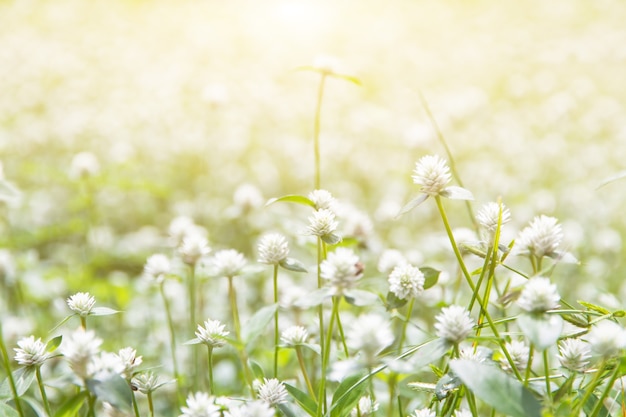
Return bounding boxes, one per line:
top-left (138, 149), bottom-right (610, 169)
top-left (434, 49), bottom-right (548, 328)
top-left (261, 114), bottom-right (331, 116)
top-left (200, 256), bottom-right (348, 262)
top-left (395, 194), bottom-right (429, 218)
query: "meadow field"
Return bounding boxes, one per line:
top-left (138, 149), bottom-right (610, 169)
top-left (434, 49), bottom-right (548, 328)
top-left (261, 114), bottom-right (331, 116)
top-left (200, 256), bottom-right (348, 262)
top-left (1, 0), bottom-right (626, 416)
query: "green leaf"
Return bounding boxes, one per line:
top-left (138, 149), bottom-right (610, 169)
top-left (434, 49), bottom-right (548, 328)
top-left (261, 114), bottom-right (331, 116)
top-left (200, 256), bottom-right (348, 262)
top-left (265, 195), bottom-right (315, 208)
top-left (46, 335), bottom-right (63, 352)
top-left (577, 300), bottom-right (611, 315)
top-left (278, 403), bottom-right (300, 417)
top-left (613, 310), bottom-right (626, 318)
top-left (408, 338), bottom-right (451, 370)
top-left (517, 313), bottom-right (563, 351)
top-left (242, 304), bottom-right (279, 347)
top-left (385, 292), bottom-right (408, 310)
top-left (321, 233), bottom-right (342, 245)
top-left (295, 288), bottom-right (333, 309)
top-left (330, 373), bottom-right (368, 417)
top-left (89, 307), bottom-right (120, 316)
top-left (280, 258), bottom-right (308, 273)
top-left (582, 392), bottom-right (609, 417)
top-left (343, 289), bottom-right (379, 307)
top-left (249, 360), bottom-right (265, 380)
top-left (285, 383), bottom-right (317, 417)
top-left (53, 390), bottom-right (89, 417)
top-left (449, 359), bottom-right (542, 417)
top-left (434, 372), bottom-right (462, 400)
top-left (0, 367), bottom-right (36, 399)
top-left (87, 375), bottom-right (132, 412)
top-left (301, 343), bottom-right (322, 355)
top-left (330, 73), bottom-right (362, 86)
top-left (420, 267), bottom-right (440, 290)
top-left (440, 186), bottom-right (474, 200)
top-left (21, 395), bottom-right (47, 417)
top-left (182, 338), bottom-right (202, 345)
top-left (0, 403), bottom-right (19, 417)
top-left (395, 194), bottom-right (429, 218)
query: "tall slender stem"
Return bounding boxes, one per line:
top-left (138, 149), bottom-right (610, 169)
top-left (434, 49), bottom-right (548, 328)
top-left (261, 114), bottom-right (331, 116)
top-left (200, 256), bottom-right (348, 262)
top-left (147, 392), bottom-right (155, 417)
top-left (0, 324), bottom-right (25, 417)
top-left (207, 346), bottom-right (214, 395)
top-left (318, 296), bottom-right (339, 417)
top-left (188, 265), bottom-right (198, 391)
top-left (36, 366), bottom-right (52, 417)
top-left (273, 264), bottom-right (280, 378)
top-left (316, 237), bottom-right (327, 412)
top-left (159, 282), bottom-right (183, 405)
top-left (131, 388), bottom-right (141, 417)
top-left (313, 74), bottom-right (327, 190)
top-left (227, 276), bottom-right (254, 395)
top-left (589, 364), bottom-right (619, 417)
top-left (398, 299), bottom-right (415, 352)
top-left (296, 346), bottom-right (316, 401)
top-left (543, 350), bottom-right (552, 402)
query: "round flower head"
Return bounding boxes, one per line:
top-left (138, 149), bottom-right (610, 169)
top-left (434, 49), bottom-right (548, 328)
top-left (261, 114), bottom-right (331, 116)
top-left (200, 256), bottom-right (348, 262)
top-left (132, 372), bottom-right (162, 394)
top-left (14, 336), bottom-right (49, 367)
top-left (587, 321), bottom-right (626, 359)
top-left (256, 378), bottom-right (288, 405)
top-left (500, 340), bottom-right (530, 373)
top-left (180, 392), bottom-right (220, 417)
top-left (434, 305), bottom-right (474, 344)
top-left (88, 351), bottom-right (125, 380)
top-left (168, 216), bottom-right (202, 247)
top-left (212, 249), bottom-right (246, 278)
top-left (117, 347), bottom-right (142, 379)
top-left (412, 408), bottom-right (436, 417)
top-left (412, 155), bottom-right (451, 196)
top-left (143, 254), bottom-right (171, 283)
top-left (62, 328), bottom-right (102, 379)
top-left (196, 319), bottom-right (229, 348)
top-left (320, 248), bottom-right (362, 294)
top-left (226, 401), bottom-right (275, 417)
top-left (306, 208), bottom-right (338, 237)
top-left (70, 151), bottom-right (100, 179)
top-left (516, 276), bottom-right (560, 313)
top-left (516, 215), bottom-right (563, 258)
top-left (350, 396), bottom-right (379, 417)
top-left (67, 292), bottom-right (96, 317)
top-left (179, 235), bottom-right (211, 265)
top-left (281, 326), bottom-right (309, 346)
top-left (257, 233), bottom-right (289, 265)
top-left (476, 202), bottom-right (511, 233)
top-left (308, 189), bottom-right (337, 211)
top-left (388, 264), bottom-right (425, 300)
top-left (557, 338), bottom-right (591, 372)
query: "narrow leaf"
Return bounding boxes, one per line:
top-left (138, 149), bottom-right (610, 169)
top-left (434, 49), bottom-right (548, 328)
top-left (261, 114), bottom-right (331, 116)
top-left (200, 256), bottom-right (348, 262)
top-left (0, 367), bottom-right (36, 399)
top-left (409, 338), bottom-right (451, 370)
top-left (278, 403), bottom-right (300, 417)
top-left (517, 313), bottom-right (563, 351)
top-left (182, 338), bottom-right (202, 345)
top-left (265, 195), bottom-right (315, 208)
top-left (280, 258), bottom-right (308, 273)
top-left (385, 292), bottom-right (408, 310)
top-left (0, 403), bottom-right (19, 417)
top-left (87, 375), bottom-right (133, 412)
top-left (53, 391), bottom-right (89, 417)
top-left (46, 335), bottom-right (63, 352)
top-left (343, 289), bottom-right (379, 307)
top-left (330, 373), bottom-right (368, 417)
top-left (596, 169), bottom-right (626, 189)
top-left (285, 383), bottom-right (317, 417)
top-left (395, 194), bottom-right (429, 218)
top-left (440, 186), bottom-right (474, 200)
top-left (321, 233), bottom-right (342, 245)
top-left (249, 360), bottom-right (265, 380)
top-left (243, 304), bottom-right (279, 347)
top-left (420, 267), bottom-right (440, 290)
top-left (330, 73), bottom-right (362, 86)
top-left (577, 300), bottom-right (611, 315)
top-left (434, 372), bottom-right (462, 400)
top-left (450, 359), bottom-right (542, 417)
top-left (89, 307), bottom-right (120, 316)
top-left (295, 288), bottom-right (333, 309)
top-left (301, 343), bottom-right (322, 355)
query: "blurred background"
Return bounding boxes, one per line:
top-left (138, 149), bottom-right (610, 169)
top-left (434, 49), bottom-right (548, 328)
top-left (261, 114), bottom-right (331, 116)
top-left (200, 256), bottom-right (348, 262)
top-left (1, 0), bottom-right (626, 324)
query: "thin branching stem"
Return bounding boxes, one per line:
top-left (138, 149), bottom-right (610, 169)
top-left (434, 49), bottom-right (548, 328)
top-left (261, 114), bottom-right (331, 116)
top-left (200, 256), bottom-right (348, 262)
top-left (0, 326), bottom-right (25, 417)
top-left (159, 282), bottom-right (183, 405)
top-left (295, 346), bottom-right (316, 401)
top-left (36, 366), bottom-right (52, 417)
top-left (273, 264), bottom-right (279, 378)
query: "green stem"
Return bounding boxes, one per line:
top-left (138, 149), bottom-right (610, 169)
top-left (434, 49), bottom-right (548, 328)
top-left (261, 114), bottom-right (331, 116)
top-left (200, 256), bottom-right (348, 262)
top-left (589, 364), bottom-right (619, 417)
top-left (318, 296), bottom-right (339, 417)
top-left (543, 350), bottom-right (551, 402)
top-left (313, 74), bottom-right (327, 190)
top-left (131, 388), bottom-right (140, 417)
top-left (296, 346), bottom-right (316, 401)
top-left (418, 90), bottom-right (477, 232)
top-left (159, 282), bottom-right (183, 406)
top-left (0, 323), bottom-right (25, 417)
top-left (36, 366), bottom-right (52, 417)
top-left (147, 392), bottom-right (155, 417)
top-left (524, 344), bottom-right (534, 387)
top-left (207, 346), bottom-right (214, 395)
top-left (188, 264), bottom-right (198, 391)
top-left (334, 300), bottom-right (349, 358)
top-left (316, 237), bottom-right (327, 412)
top-left (227, 276), bottom-right (255, 395)
top-left (575, 362), bottom-right (606, 416)
top-left (80, 316), bottom-right (87, 330)
top-left (273, 264), bottom-right (279, 378)
top-left (398, 299), bottom-right (415, 352)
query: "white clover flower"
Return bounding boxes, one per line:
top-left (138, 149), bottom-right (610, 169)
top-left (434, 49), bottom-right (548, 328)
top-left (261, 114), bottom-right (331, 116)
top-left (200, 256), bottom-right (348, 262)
top-left (256, 378), bottom-right (288, 405)
top-left (346, 313), bottom-right (394, 365)
top-left (516, 215), bottom-right (563, 258)
top-left (143, 254), bottom-right (171, 283)
top-left (516, 277), bottom-right (560, 313)
top-left (168, 216), bottom-right (204, 248)
top-left (320, 248), bottom-right (362, 294)
top-left (212, 249), bottom-right (247, 278)
top-left (557, 338), bottom-right (591, 372)
top-left (226, 401), bottom-right (275, 417)
top-left (257, 233), bottom-right (289, 265)
top-left (388, 264), bottom-right (425, 300)
top-left (233, 183), bottom-right (264, 211)
top-left (117, 347), bottom-right (142, 379)
top-left (179, 235), bottom-right (211, 266)
top-left (500, 340), bottom-right (530, 373)
top-left (70, 151), bottom-right (100, 179)
top-left (411, 408), bottom-right (436, 417)
top-left (412, 155), bottom-right (452, 196)
top-left (377, 249), bottom-right (408, 274)
top-left (132, 372), bottom-right (162, 394)
top-left (281, 326), bottom-right (309, 346)
top-left (306, 208), bottom-right (338, 237)
top-left (88, 351), bottom-right (125, 380)
top-left (14, 336), bottom-right (49, 367)
top-left (308, 189), bottom-right (337, 211)
top-left (196, 319), bottom-right (229, 348)
top-left (434, 305), bottom-right (474, 344)
top-left (476, 202), bottom-right (511, 233)
top-left (350, 396), bottom-right (379, 417)
top-left (458, 346), bottom-right (488, 363)
top-left (67, 292), bottom-right (96, 317)
top-left (62, 328), bottom-right (102, 379)
top-left (587, 321), bottom-right (626, 359)
top-left (180, 392), bottom-right (220, 417)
